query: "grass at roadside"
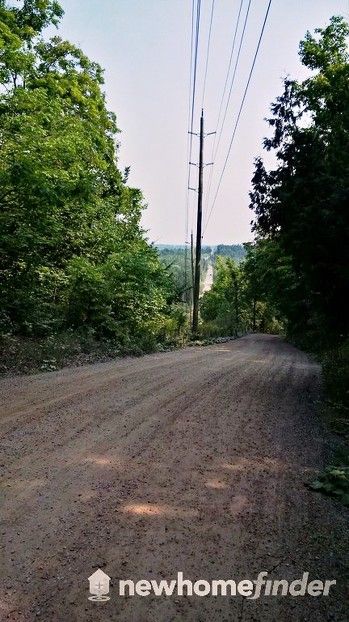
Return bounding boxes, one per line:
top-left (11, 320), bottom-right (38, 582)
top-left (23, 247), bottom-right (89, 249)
top-left (309, 339), bottom-right (349, 507)
top-left (309, 444), bottom-right (349, 507)
top-left (0, 331), bottom-right (242, 377)
top-left (0, 331), bottom-right (165, 376)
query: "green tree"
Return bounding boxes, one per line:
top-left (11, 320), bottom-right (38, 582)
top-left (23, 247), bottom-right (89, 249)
top-left (0, 0), bottom-right (178, 345)
top-left (250, 16), bottom-right (349, 346)
top-left (242, 241), bottom-right (293, 334)
top-left (200, 257), bottom-right (245, 336)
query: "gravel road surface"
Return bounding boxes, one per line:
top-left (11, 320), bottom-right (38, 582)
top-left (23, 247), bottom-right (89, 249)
top-left (1, 334), bottom-right (347, 621)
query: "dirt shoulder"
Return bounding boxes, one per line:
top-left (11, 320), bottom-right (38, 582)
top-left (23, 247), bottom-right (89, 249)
top-left (1, 334), bottom-right (348, 621)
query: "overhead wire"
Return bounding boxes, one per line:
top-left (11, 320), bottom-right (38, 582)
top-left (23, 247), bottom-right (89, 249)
top-left (213, 0), bottom-right (252, 162)
top-left (203, 0), bottom-right (246, 221)
top-left (184, 0), bottom-right (196, 304)
top-left (184, 0), bottom-right (201, 303)
top-left (189, 0), bottom-right (202, 139)
top-left (185, 0), bottom-right (196, 243)
top-left (188, 0), bottom-right (202, 240)
top-left (213, 0), bottom-right (245, 139)
top-left (204, 0), bottom-right (273, 234)
top-left (201, 0), bottom-right (215, 109)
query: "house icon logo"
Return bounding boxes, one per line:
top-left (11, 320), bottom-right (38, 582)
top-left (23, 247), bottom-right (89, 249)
top-left (88, 568), bottom-right (111, 602)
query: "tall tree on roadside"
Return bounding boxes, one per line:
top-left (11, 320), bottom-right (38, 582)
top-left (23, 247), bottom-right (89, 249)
top-left (250, 16), bottom-right (349, 346)
top-left (0, 0), bottom-right (174, 341)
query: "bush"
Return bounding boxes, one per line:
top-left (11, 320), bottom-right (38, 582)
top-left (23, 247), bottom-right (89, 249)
top-left (322, 339), bottom-right (349, 413)
top-left (310, 463), bottom-right (349, 507)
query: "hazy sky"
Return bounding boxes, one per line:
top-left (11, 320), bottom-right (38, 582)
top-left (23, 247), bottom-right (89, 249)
top-left (57, 0), bottom-right (348, 245)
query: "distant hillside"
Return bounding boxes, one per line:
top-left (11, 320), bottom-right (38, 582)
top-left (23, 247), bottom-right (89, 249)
top-left (155, 244), bottom-right (246, 297)
top-left (156, 244), bottom-right (246, 262)
top-left (156, 244), bottom-right (213, 253)
top-left (214, 244), bottom-right (246, 262)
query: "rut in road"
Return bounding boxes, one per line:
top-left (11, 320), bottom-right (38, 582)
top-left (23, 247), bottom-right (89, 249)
top-left (0, 334), bottom-right (347, 622)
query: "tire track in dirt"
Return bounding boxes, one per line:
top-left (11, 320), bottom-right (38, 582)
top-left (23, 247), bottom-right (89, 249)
top-left (0, 334), bottom-right (348, 622)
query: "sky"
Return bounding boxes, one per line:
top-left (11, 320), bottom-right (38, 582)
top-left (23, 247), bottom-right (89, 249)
top-left (56, 0), bottom-right (349, 245)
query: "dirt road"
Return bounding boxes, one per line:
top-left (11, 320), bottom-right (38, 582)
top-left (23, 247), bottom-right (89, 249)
top-left (201, 262), bottom-right (213, 293)
top-left (1, 334), bottom-right (347, 621)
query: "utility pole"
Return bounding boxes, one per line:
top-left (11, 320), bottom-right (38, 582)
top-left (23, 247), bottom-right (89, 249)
top-left (190, 231), bottom-right (195, 300)
top-left (192, 109), bottom-right (204, 334)
top-left (190, 230), bottom-right (195, 323)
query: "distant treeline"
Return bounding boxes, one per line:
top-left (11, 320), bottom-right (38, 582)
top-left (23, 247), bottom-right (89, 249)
top-left (156, 244), bottom-right (246, 299)
top-left (157, 244), bottom-right (246, 259)
top-left (214, 245), bottom-right (246, 262)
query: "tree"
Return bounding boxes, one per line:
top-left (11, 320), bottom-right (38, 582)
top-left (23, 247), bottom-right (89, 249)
top-left (250, 16), bottom-right (349, 346)
top-left (242, 241), bottom-right (293, 334)
top-left (200, 257), bottom-right (245, 336)
top-left (0, 0), bottom-right (178, 344)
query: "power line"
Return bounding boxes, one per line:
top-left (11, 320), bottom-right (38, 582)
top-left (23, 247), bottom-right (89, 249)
top-left (213, 0), bottom-right (245, 145)
top-left (213, 0), bottom-right (252, 162)
top-left (204, 0), bottom-right (273, 234)
top-left (185, 0), bottom-right (196, 239)
top-left (184, 0), bottom-right (196, 305)
top-left (184, 0), bottom-right (202, 305)
top-left (204, 0), bottom-right (245, 219)
top-left (186, 0), bottom-right (202, 216)
top-left (201, 0), bottom-right (215, 109)
top-left (190, 0), bottom-right (202, 138)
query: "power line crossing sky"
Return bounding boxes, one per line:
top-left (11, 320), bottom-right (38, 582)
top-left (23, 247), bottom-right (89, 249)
top-left (57, 0), bottom-right (348, 245)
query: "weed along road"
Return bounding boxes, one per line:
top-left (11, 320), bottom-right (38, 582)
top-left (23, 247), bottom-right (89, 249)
top-left (0, 334), bottom-right (347, 621)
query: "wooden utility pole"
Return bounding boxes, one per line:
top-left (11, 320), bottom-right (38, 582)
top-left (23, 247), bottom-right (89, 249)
top-left (192, 110), bottom-right (204, 334)
top-left (187, 232), bottom-right (193, 325)
top-left (190, 231), bottom-right (195, 299)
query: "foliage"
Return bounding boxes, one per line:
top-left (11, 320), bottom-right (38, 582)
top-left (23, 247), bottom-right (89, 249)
top-left (242, 240), bottom-right (289, 333)
top-left (249, 16), bottom-right (349, 505)
top-left (157, 245), bottom-right (210, 303)
top-left (250, 16), bottom-right (349, 348)
top-left (214, 244), bottom-right (246, 262)
top-left (310, 459), bottom-right (349, 507)
top-left (200, 252), bottom-right (281, 337)
top-left (0, 0), bottom-right (184, 353)
top-left (156, 245), bottom-right (245, 306)
top-left (322, 339), bottom-right (349, 418)
top-left (200, 257), bottom-right (245, 336)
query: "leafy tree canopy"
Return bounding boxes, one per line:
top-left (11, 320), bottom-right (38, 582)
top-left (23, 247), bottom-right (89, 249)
top-left (0, 0), bottom-right (180, 345)
top-left (250, 16), bottom-right (349, 345)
